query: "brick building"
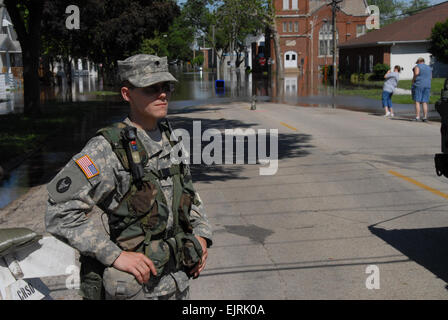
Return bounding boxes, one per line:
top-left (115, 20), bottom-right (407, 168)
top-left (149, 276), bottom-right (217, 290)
top-left (271, 0), bottom-right (368, 74)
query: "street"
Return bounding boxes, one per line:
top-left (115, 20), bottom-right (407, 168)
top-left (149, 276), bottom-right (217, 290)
top-left (185, 102), bottom-right (448, 299)
top-left (1, 101), bottom-right (448, 299)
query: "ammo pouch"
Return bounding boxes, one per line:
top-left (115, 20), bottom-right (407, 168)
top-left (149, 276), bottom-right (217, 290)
top-left (102, 266), bottom-right (142, 300)
top-left (180, 234), bottom-right (203, 270)
top-left (435, 153), bottom-right (448, 178)
top-left (166, 233), bottom-right (203, 275)
top-left (79, 255), bottom-right (106, 300)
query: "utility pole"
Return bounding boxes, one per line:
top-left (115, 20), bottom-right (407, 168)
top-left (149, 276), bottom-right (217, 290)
top-left (328, 0), bottom-right (342, 96)
top-left (212, 25), bottom-right (215, 71)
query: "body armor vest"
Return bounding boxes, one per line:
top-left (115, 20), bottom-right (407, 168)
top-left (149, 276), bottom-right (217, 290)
top-left (79, 120), bottom-right (203, 300)
top-left (96, 120), bottom-right (202, 275)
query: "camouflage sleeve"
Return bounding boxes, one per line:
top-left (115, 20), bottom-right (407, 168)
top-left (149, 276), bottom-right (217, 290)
top-left (183, 166), bottom-right (213, 247)
top-left (45, 136), bottom-right (123, 266)
top-left (190, 194), bottom-right (213, 248)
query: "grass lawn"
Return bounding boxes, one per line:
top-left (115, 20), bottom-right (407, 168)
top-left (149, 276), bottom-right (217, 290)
top-left (338, 78), bottom-right (445, 104)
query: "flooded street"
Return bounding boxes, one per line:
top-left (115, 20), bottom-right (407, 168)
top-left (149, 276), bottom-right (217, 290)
top-left (0, 68), bottom-right (437, 209)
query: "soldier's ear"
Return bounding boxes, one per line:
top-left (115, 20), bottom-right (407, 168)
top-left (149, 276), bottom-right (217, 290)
top-left (121, 87), bottom-right (132, 102)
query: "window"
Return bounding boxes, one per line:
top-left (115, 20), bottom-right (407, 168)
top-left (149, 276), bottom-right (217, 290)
top-left (294, 22), bottom-right (299, 32)
top-left (283, 22), bottom-right (287, 32)
top-left (319, 23), bottom-right (338, 56)
top-left (286, 54), bottom-right (290, 61)
top-left (369, 55), bottom-right (374, 73)
top-left (356, 25), bottom-right (366, 37)
top-left (292, 0), bottom-right (298, 10)
top-left (283, 0), bottom-right (289, 10)
top-left (289, 22), bottom-right (293, 32)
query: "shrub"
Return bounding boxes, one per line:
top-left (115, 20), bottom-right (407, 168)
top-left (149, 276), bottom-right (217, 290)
top-left (372, 63), bottom-right (390, 80)
top-left (350, 73), bottom-right (359, 83)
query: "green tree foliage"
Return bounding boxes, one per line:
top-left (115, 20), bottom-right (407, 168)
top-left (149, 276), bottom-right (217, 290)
top-left (372, 63), bottom-right (390, 80)
top-left (403, 0), bottom-right (431, 15)
top-left (211, 0), bottom-right (266, 67)
top-left (182, 0), bottom-right (212, 33)
top-left (41, 0), bottom-right (180, 84)
top-left (139, 32), bottom-right (169, 57)
top-left (429, 19), bottom-right (448, 64)
top-left (192, 54), bottom-right (204, 66)
top-left (367, 0), bottom-right (406, 25)
top-left (367, 0), bottom-right (430, 26)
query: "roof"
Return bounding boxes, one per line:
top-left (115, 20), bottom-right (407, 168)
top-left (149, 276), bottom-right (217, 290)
top-left (339, 1), bottom-right (448, 48)
top-left (310, 0), bottom-right (368, 17)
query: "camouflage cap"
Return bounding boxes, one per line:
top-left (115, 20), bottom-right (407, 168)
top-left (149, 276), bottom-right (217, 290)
top-left (117, 54), bottom-right (178, 88)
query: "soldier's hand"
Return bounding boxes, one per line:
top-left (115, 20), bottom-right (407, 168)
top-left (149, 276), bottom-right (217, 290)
top-left (190, 236), bottom-right (208, 278)
top-left (112, 251), bottom-right (157, 284)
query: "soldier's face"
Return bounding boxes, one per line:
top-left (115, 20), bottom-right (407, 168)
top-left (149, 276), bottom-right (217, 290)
top-left (123, 82), bottom-right (173, 119)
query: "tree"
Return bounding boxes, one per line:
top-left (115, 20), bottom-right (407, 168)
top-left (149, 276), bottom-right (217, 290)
top-left (206, 0), bottom-right (283, 77)
top-left (41, 0), bottom-right (180, 85)
top-left (429, 18), bottom-right (448, 65)
top-left (402, 0), bottom-right (431, 16)
top-left (367, 0), bottom-right (406, 26)
top-left (5, 0), bottom-right (45, 116)
top-left (139, 32), bottom-right (169, 57)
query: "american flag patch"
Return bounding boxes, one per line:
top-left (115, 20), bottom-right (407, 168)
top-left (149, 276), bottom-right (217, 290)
top-left (75, 155), bottom-right (99, 179)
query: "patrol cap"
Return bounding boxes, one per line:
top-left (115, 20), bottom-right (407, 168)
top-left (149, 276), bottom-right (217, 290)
top-left (117, 54), bottom-right (178, 88)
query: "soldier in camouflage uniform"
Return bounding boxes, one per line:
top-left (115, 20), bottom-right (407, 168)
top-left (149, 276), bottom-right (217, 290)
top-left (45, 54), bottom-right (213, 300)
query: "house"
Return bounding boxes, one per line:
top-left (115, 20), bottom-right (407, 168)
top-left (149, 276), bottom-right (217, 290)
top-left (338, 1), bottom-right (448, 80)
top-left (0, 1), bottom-right (22, 86)
top-left (271, 0), bottom-right (369, 74)
top-left (52, 58), bottom-right (98, 79)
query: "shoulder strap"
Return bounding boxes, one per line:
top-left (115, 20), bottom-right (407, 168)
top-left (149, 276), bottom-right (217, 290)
top-left (159, 118), bottom-right (187, 177)
top-left (96, 122), bottom-right (148, 170)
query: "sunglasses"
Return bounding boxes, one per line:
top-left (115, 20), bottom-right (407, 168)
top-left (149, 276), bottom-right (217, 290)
top-left (141, 82), bottom-right (175, 96)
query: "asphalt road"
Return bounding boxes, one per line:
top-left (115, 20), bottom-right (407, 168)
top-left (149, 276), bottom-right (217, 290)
top-left (2, 101), bottom-right (448, 300)
top-left (183, 102), bottom-right (448, 299)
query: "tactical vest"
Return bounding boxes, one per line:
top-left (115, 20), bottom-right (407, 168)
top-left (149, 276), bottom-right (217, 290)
top-left (79, 120), bottom-right (202, 300)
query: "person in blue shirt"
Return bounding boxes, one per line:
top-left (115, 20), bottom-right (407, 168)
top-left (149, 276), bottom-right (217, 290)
top-left (412, 57), bottom-right (432, 122)
top-left (382, 65), bottom-right (401, 118)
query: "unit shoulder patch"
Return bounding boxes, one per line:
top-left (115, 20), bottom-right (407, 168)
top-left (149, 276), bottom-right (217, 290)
top-left (47, 161), bottom-right (90, 203)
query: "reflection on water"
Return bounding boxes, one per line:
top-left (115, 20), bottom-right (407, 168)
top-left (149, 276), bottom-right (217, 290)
top-left (0, 104), bottom-right (127, 209)
top-left (0, 91), bottom-right (23, 114)
top-left (168, 67), bottom-right (339, 110)
top-left (0, 76), bottom-right (119, 115)
top-left (1, 69), bottom-right (410, 116)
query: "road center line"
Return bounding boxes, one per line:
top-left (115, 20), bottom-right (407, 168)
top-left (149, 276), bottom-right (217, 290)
top-left (389, 170), bottom-right (448, 200)
top-left (280, 122), bottom-right (298, 131)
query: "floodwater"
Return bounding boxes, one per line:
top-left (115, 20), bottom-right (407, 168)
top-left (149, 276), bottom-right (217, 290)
top-left (0, 68), bottom-right (438, 209)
